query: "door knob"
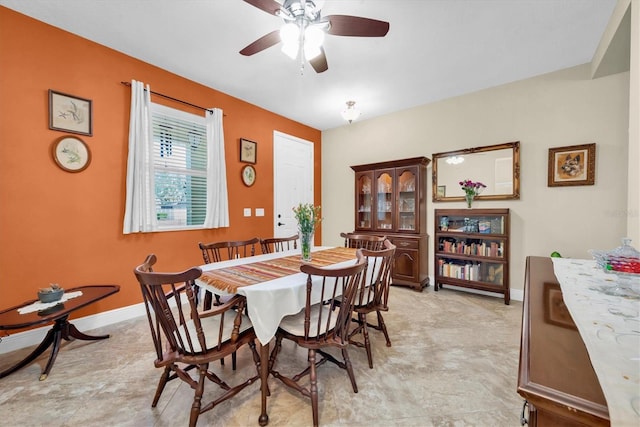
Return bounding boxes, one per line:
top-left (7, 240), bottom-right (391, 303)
top-left (277, 222), bottom-right (285, 226)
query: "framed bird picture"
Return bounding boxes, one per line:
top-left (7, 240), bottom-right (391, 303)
top-left (239, 138), bottom-right (257, 164)
top-left (49, 90), bottom-right (93, 136)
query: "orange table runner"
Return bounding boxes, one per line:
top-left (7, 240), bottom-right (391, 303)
top-left (199, 247), bottom-right (357, 294)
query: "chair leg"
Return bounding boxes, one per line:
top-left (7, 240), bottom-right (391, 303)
top-left (359, 313), bottom-right (373, 369)
top-left (152, 365), bottom-right (172, 407)
top-left (268, 335), bottom-right (284, 373)
top-left (341, 347), bottom-right (358, 393)
top-left (232, 351), bottom-right (237, 370)
top-left (308, 349), bottom-right (319, 427)
top-left (376, 311), bottom-right (392, 347)
top-left (189, 366), bottom-right (206, 427)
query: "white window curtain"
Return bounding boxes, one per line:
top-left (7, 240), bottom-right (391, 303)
top-left (204, 108), bottom-right (229, 228)
top-left (123, 80), bottom-right (156, 234)
top-left (123, 80), bottom-right (229, 233)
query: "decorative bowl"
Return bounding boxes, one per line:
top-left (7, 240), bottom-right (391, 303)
top-left (589, 238), bottom-right (640, 276)
top-left (38, 288), bottom-right (64, 303)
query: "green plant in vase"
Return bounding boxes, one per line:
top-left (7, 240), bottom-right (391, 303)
top-left (459, 179), bottom-right (486, 208)
top-left (293, 203), bottom-right (322, 261)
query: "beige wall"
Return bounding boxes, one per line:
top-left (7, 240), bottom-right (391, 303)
top-left (628, 0), bottom-right (639, 242)
top-left (321, 64), bottom-right (630, 300)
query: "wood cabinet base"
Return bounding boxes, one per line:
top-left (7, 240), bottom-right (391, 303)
top-left (517, 256), bottom-right (609, 426)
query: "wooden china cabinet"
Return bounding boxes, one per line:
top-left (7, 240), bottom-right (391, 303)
top-left (350, 157), bottom-right (430, 291)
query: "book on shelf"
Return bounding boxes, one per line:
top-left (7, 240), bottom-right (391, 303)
top-left (439, 239), bottom-right (503, 258)
top-left (490, 217), bottom-right (503, 234)
top-left (437, 260), bottom-right (480, 281)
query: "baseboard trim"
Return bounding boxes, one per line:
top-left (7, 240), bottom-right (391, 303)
top-left (1, 285), bottom-right (523, 354)
top-left (0, 302), bottom-right (146, 354)
top-left (435, 283), bottom-right (524, 302)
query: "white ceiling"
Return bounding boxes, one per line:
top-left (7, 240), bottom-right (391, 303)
top-left (1, 0), bottom-right (617, 130)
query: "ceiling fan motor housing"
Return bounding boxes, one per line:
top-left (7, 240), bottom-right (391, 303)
top-left (279, 0), bottom-right (322, 22)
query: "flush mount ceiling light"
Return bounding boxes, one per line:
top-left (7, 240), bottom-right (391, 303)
top-left (240, 0), bottom-right (389, 73)
top-left (341, 101), bottom-right (361, 124)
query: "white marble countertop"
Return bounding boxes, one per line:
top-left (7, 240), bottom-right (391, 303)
top-left (552, 258), bottom-right (640, 427)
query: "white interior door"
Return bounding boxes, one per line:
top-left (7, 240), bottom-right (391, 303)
top-left (273, 131), bottom-right (314, 239)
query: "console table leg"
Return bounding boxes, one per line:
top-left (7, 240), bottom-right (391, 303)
top-left (0, 317), bottom-right (112, 381)
top-left (64, 322), bottom-right (109, 341)
top-left (0, 328), bottom-right (55, 379)
top-left (40, 327), bottom-right (63, 381)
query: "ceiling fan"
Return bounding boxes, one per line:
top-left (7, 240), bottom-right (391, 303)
top-left (239, 0), bottom-right (390, 73)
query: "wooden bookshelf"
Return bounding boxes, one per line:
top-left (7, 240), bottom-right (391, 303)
top-left (434, 208), bottom-right (510, 304)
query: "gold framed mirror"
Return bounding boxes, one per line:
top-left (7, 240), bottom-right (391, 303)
top-left (432, 141), bottom-right (520, 202)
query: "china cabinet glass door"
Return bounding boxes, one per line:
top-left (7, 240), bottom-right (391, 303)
top-left (356, 172), bottom-right (373, 229)
top-left (375, 170), bottom-right (394, 231)
top-left (397, 167), bottom-right (417, 231)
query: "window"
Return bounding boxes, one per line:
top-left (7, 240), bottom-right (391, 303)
top-left (151, 103), bottom-right (207, 230)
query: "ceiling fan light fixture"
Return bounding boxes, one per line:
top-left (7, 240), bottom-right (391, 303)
top-left (280, 22), bottom-right (300, 45)
top-left (341, 101), bottom-right (361, 124)
top-left (281, 41), bottom-right (299, 59)
top-left (303, 43), bottom-right (321, 60)
top-left (304, 25), bottom-right (324, 47)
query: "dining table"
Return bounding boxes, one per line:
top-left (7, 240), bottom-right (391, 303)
top-left (196, 246), bottom-right (359, 426)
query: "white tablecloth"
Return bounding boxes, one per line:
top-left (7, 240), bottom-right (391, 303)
top-left (197, 247), bottom-right (359, 345)
top-left (552, 258), bottom-right (640, 427)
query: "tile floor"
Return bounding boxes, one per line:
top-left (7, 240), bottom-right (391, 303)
top-left (0, 285), bottom-right (525, 426)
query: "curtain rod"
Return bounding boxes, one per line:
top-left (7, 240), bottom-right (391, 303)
top-left (120, 81), bottom-right (217, 115)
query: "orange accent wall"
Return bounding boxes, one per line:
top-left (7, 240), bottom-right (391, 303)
top-left (0, 7), bottom-right (321, 320)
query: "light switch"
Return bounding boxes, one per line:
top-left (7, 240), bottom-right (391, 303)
top-left (255, 208), bottom-right (265, 217)
top-left (243, 208), bottom-right (252, 217)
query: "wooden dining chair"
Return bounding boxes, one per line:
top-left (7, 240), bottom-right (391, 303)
top-left (198, 237), bottom-right (260, 308)
top-left (259, 234), bottom-right (298, 254)
top-left (134, 254), bottom-right (260, 427)
top-left (199, 237), bottom-right (260, 264)
top-left (198, 237), bottom-right (259, 370)
top-left (349, 239), bottom-right (396, 368)
top-left (340, 232), bottom-right (387, 250)
top-left (268, 251), bottom-right (367, 427)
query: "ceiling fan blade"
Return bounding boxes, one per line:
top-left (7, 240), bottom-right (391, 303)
top-left (309, 47), bottom-right (328, 73)
top-left (240, 30), bottom-right (281, 56)
top-left (242, 0), bottom-right (282, 16)
top-left (326, 15), bottom-right (390, 37)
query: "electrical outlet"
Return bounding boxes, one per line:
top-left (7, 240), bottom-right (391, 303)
top-left (255, 208), bottom-right (265, 217)
top-left (243, 208), bottom-right (252, 217)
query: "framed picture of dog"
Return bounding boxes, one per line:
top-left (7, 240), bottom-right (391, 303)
top-left (548, 143), bottom-right (595, 187)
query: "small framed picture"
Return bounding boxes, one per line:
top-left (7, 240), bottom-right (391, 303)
top-left (548, 143), bottom-right (595, 187)
top-left (49, 90), bottom-right (93, 136)
top-left (51, 136), bottom-right (91, 172)
top-left (437, 185), bottom-right (446, 197)
top-left (239, 138), bottom-right (257, 164)
top-left (241, 165), bottom-right (256, 186)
